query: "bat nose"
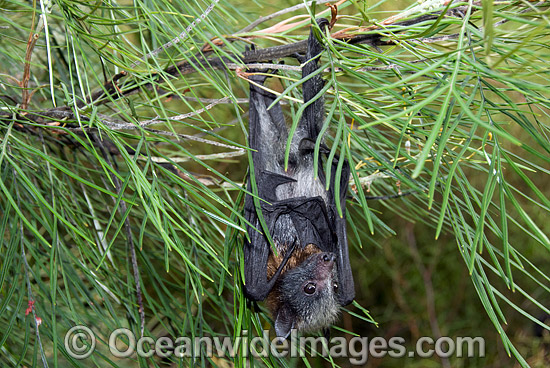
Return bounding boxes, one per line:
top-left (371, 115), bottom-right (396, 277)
top-left (322, 253), bottom-right (336, 263)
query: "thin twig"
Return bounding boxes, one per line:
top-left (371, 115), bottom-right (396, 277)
top-left (81, 182), bottom-right (115, 267)
top-left (21, 14), bottom-right (45, 109)
top-left (183, 96), bottom-right (249, 104)
top-left (131, 0), bottom-right (221, 68)
top-left (126, 219), bottom-right (145, 338)
top-left (0, 108), bottom-right (244, 152)
top-left (236, 0), bottom-right (340, 33)
top-left (356, 59), bottom-right (429, 72)
top-left (143, 127), bottom-right (243, 150)
top-left (494, 0), bottom-right (546, 27)
top-left (418, 33), bottom-right (459, 44)
top-left (21, 246), bottom-right (50, 368)
top-left (92, 134), bottom-right (146, 338)
top-left (14, 166), bottom-right (50, 368)
top-left (142, 149), bottom-right (245, 163)
top-left (140, 96), bottom-right (231, 127)
top-left (190, 114), bottom-right (246, 138)
top-left (226, 62), bottom-right (301, 72)
top-left (418, 1), bottom-right (548, 44)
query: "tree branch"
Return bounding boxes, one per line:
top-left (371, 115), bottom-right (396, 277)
top-left (75, 3), bottom-right (472, 109)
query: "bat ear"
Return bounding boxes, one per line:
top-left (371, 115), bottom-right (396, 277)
top-left (274, 304), bottom-right (296, 339)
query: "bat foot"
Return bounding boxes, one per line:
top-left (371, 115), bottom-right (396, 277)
top-left (293, 52), bottom-right (306, 64)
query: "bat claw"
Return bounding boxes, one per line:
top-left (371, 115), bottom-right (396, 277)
top-left (293, 52), bottom-right (306, 64)
top-left (244, 43), bottom-right (257, 53)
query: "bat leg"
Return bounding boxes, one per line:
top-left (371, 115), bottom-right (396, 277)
top-left (293, 52), bottom-right (307, 64)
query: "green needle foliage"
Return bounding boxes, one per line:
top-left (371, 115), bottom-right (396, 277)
top-left (0, 0), bottom-right (549, 367)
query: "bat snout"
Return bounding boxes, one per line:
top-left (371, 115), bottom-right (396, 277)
top-left (322, 253), bottom-right (336, 263)
top-left (314, 252), bottom-right (336, 274)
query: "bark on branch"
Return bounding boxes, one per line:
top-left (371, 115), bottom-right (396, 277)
top-left (74, 4), bottom-right (472, 109)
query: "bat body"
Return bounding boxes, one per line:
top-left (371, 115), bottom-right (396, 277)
top-left (243, 18), bottom-right (354, 338)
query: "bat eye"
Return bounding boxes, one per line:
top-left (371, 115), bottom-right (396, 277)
top-left (304, 282), bottom-right (316, 295)
top-left (333, 282), bottom-right (339, 293)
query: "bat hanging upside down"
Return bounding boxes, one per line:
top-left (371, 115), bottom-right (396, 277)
top-left (243, 18), bottom-right (355, 339)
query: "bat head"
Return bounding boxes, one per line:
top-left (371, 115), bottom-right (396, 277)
top-left (273, 251), bottom-right (340, 339)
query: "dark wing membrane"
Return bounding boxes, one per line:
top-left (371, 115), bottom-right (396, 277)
top-left (243, 191), bottom-right (321, 301)
top-left (314, 147), bottom-right (354, 305)
top-left (243, 171), bottom-right (296, 301)
top-left (294, 18), bottom-right (330, 145)
top-left (248, 73), bottom-right (287, 174)
top-left (331, 159), bottom-right (355, 305)
top-left (242, 203), bottom-right (272, 301)
top-left (244, 72), bottom-right (292, 301)
top-left (284, 196), bottom-right (334, 251)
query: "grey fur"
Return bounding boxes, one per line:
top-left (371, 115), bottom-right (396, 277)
top-left (276, 252), bottom-right (340, 336)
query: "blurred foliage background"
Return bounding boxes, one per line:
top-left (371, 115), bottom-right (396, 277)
top-left (1, 0), bottom-right (550, 367)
